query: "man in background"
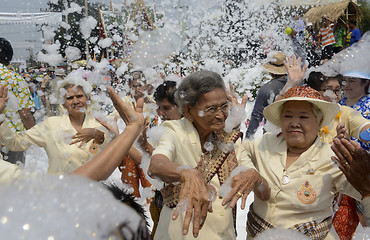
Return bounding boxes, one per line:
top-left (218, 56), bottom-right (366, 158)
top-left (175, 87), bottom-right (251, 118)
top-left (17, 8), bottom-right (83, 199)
top-left (346, 20), bottom-right (361, 47)
top-left (318, 16), bottom-right (336, 62)
top-left (245, 51), bottom-right (287, 139)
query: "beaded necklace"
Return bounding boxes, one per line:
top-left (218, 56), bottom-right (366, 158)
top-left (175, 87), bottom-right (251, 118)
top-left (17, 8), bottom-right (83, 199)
top-left (201, 135), bottom-right (217, 202)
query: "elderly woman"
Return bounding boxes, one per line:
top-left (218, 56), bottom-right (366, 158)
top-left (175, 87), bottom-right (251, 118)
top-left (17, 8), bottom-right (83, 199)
top-left (278, 61), bottom-right (370, 238)
top-left (245, 86), bottom-right (361, 239)
top-left (0, 75), bottom-right (114, 175)
top-left (0, 86), bottom-right (144, 183)
top-left (148, 70), bottom-right (266, 240)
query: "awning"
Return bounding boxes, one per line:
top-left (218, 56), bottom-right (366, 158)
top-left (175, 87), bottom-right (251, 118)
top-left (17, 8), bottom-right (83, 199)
top-left (0, 12), bottom-right (62, 25)
top-left (281, 0), bottom-right (356, 6)
top-left (302, 0), bottom-right (362, 25)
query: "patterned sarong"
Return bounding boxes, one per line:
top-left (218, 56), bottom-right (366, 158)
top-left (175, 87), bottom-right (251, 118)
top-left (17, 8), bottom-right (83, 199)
top-left (247, 204), bottom-right (332, 240)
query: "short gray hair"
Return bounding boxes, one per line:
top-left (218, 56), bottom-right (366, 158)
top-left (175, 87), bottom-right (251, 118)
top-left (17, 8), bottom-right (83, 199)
top-left (311, 103), bottom-right (323, 126)
top-left (174, 70), bottom-right (226, 113)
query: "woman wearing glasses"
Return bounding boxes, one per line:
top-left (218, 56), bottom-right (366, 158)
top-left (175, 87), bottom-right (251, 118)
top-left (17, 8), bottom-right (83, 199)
top-left (339, 72), bottom-right (370, 110)
top-left (297, 70), bottom-right (370, 240)
top-left (148, 70), bottom-right (267, 240)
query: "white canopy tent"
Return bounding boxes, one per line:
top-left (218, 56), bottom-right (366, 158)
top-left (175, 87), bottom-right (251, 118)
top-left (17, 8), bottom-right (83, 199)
top-left (0, 12), bottom-right (62, 60)
top-left (0, 12), bottom-right (62, 25)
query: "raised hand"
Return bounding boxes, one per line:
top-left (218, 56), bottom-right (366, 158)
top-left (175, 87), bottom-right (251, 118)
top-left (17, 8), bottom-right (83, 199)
top-left (283, 54), bottom-right (308, 87)
top-left (227, 83), bottom-right (248, 108)
top-left (335, 122), bottom-right (350, 140)
top-left (331, 138), bottom-right (370, 199)
top-left (107, 86), bottom-right (145, 129)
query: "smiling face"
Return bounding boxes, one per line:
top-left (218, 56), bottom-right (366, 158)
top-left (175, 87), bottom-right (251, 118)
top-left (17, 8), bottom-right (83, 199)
top-left (186, 88), bottom-right (228, 135)
top-left (342, 77), bottom-right (368, 99)
top-left (63, 85), bottom-right (88, 116)
top-left (280, 101), bottom-right (320, 153)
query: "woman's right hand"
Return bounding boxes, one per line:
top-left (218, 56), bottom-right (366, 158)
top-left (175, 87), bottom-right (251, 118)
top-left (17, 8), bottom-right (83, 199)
top-left (172, 168), bottom-right (212, 238)
top-left (0, 85), bottom-right (9, 113)
top-left (107, 86), bottom-right (145, 129)
top-left (283, 54), bottom-right (308, 87)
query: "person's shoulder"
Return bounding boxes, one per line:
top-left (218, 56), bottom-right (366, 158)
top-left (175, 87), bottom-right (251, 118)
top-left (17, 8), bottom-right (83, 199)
top-left (260, 77), bottom-right (285, 88)
top-left (340, 105), bottom-right (362, 118)
top-left (161, 118), bottom-right (185, 130)
top-left (362, 94), bottom-right (370, 102)
top-left (250, 132), bottom-right (283, 147)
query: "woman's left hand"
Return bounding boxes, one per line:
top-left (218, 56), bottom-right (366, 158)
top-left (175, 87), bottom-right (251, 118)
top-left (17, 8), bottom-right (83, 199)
top-left (221, 169), bottom-right (262, 209)
top-left (70, 128), bottom-right (104, 147)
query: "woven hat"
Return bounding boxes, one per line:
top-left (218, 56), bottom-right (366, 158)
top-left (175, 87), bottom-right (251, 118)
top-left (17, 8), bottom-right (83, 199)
top-left (263, 86), bottom-right (340, 128)
top-left (262, 51), bottom-right (287, 75)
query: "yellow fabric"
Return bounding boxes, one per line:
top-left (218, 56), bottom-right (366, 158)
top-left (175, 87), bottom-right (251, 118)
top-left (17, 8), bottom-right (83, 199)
top-left (152, 117), bottom-right (254, 240)
top-left (0, 160), bottom-right (24, 184)
top-left (0, 113), bottom-right (112, 175)
top-left (0, 159), bottom-right (41, 184)
top-left (243, 133), bottom-right (361, 239)
top-left (319, 106), bottom-right (369, 144)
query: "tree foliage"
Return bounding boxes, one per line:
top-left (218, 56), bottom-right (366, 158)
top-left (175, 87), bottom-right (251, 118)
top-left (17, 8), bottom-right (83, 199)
top-left (359, 0), bottom-right (370, 33)
top-left (47, 0), bottom-right (107, 60)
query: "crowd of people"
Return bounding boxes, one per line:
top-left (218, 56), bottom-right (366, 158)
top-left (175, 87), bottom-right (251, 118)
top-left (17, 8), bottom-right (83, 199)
top-left (0, 14), bottom-right (369, 240)
top-left (286, 15), bottom-right (362, 68)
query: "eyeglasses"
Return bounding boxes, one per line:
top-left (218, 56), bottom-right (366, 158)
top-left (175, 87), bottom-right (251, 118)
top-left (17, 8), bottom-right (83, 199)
top-left (203, 102), bottom-right (231, 116)
top-left (319, 89), bottom-right (341, 96)
top-left (342, 79), bottom-right (363, 86)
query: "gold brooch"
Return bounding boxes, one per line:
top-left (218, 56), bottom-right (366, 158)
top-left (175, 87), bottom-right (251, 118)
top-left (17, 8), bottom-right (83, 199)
top-left (297, 181), bottom-right (317, 204)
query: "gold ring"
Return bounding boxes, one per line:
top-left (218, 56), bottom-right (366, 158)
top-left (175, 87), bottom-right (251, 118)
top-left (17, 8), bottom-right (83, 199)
top-left (289, 65), bottom-right (293, 68)
top-left (343, 161), bottom-right (349, 166)
top-left (237, 191), bottom-right (243, 197)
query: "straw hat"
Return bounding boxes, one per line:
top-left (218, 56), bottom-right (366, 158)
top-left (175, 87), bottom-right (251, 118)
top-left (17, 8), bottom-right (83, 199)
top-left (263, 86), bottom-right (340, 128)
top-left (262, 51), bottom-right (287, 75)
